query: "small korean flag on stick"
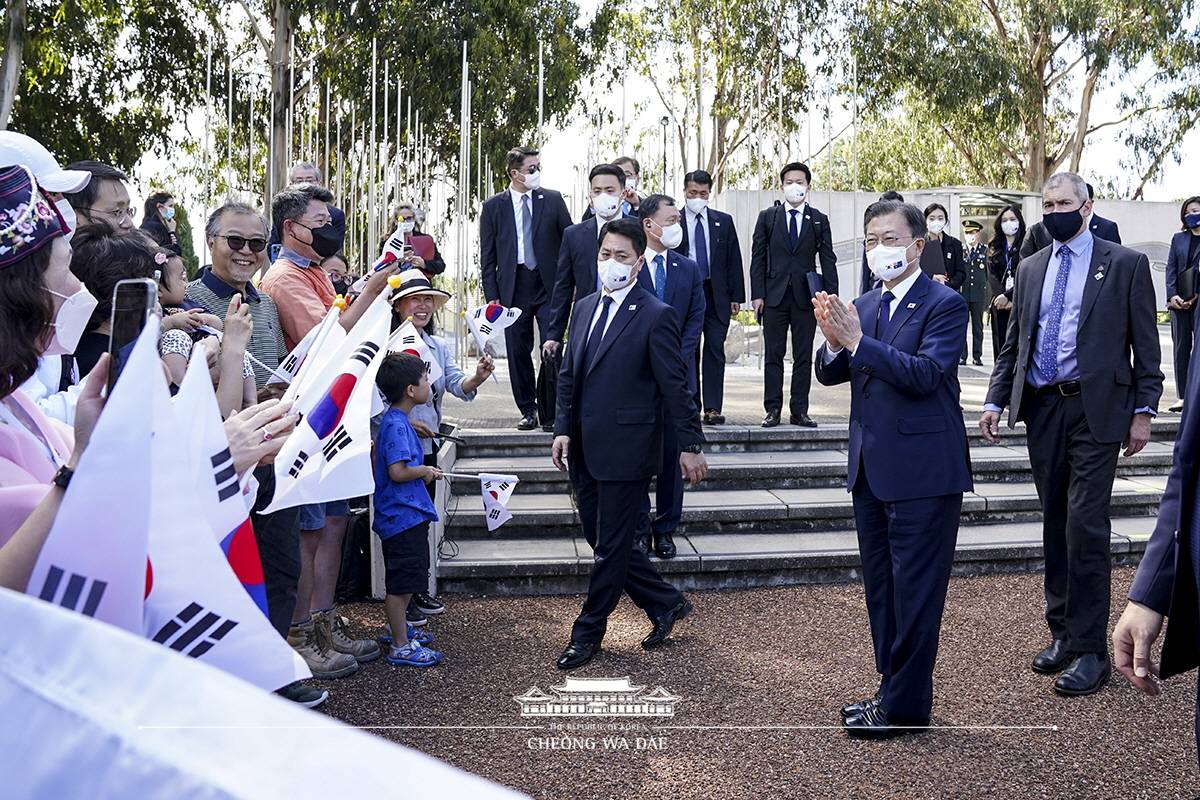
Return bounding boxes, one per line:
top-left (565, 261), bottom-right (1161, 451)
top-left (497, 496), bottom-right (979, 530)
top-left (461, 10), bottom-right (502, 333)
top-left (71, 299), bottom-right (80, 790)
top-left (388, 320), bottom-right (444, 386)
top-left (479, 473), bottom-right (519, 532)
top-left (466, 302), bottom-right (522, 356)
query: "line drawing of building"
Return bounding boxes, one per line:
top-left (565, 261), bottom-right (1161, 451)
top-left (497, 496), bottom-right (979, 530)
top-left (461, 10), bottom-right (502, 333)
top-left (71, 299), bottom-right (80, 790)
top-left (513, 677), bottom-right (681, 717)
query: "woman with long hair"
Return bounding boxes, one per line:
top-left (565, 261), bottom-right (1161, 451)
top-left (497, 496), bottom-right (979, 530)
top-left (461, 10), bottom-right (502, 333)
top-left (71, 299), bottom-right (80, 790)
top-left (986, 204), bottom-right (1026, 359)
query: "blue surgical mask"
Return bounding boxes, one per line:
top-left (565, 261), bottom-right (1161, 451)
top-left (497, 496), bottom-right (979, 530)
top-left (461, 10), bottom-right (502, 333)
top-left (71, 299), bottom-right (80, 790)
top-left (1185, 212), bottom-right (1200, 230)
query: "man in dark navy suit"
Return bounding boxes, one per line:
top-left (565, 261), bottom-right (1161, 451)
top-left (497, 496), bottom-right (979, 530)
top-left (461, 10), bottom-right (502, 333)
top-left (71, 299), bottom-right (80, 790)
top-left (680, 169), bottom-right (746, 424)
top-left (1113, 322), bottom-right (1200, 766)
top-left (751, 161), bottom-right (838, 428)
top-left (814, 200), bottom-right (972, 739)
top-left (545, 164), bottom-right (635, 347)
top-left (1021, 182), bottom-right (1121, 259)
top-left (633, 194), bottom-right (705, 560)
top-left (551, 218), bottom-right (707, 670)
top-left (479, 146), bottom-right (573, 430)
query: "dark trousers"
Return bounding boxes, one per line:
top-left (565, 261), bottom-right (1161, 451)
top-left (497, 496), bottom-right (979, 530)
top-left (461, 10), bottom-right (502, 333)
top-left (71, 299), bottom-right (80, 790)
top-left (852, 476), bottom-right (960, 721)
top-left (250, 465), bottom-right (302, 639)
top-left (693, 281), bottom-right (730, 412)
top-left (763, 288), bottom-right (817, 416)
top-left (635, 422), bottom-right (684, 539)
top-left (963, 300), bottom-right (985, 361)
top-left (504, 267), bottom-right (551, 417)
top-left (990, 307), bottom-right (1011, 361)
top-left (1171, 307), bottom-right (1195, 399)
top-left (1023, 390), bottom-right (1121, 653)
top-left (570, 438), bottom-right (683, 643)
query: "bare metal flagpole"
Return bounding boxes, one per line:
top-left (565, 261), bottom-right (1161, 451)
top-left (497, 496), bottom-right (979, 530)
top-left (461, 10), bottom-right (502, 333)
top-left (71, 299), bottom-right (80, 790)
top-left (202, 37), bottom-right (211, 269)
top-left (324, 78), bottom-right (331, 184)
top-left (287, 37), bottom-right (294, 168)
top-left (537, 40), bottom-right (544, 143)
top-left (383, 58), bottom-right (390, 229)
top-left (369, 38), bottom-right (378, 257)
top-left (226, 54), bottom-right (233, 191)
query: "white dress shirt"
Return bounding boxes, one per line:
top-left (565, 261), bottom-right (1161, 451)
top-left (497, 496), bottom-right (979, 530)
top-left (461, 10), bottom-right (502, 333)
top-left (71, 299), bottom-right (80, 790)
top-left (510, 187), bottom-right (532, 264)
top-left (786, 201), bottom-right (808, 233)
top-left (586, 282), bottom-right (637, 342)
top-left (824, 266), bottom-right (922, 360)
top-left (685, 207), bottom-right (711, 264)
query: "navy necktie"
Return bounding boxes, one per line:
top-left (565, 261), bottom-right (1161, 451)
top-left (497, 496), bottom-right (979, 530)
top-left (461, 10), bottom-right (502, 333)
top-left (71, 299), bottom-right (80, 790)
top-left (1039, 246), bottom-right (1073, 380)
top-left (694, 215), bottom-right (709, 279)
top-left (583, 295), bottom-right (614, 369)
top-left (654, 254), bottom-right (667, 301)
top-left (879, 290), bottom-right (895, 336)
top-left (788, 209), bottom-right (799, 246)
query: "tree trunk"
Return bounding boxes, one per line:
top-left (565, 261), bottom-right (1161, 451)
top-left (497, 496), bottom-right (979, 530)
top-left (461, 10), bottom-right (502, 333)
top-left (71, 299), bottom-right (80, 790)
top-left (268, 0), bottom-right (292, 218)
top-left (0, 0), bottom-right (26, 130)
top-left (1067, 67), bottom-right (1100, 173)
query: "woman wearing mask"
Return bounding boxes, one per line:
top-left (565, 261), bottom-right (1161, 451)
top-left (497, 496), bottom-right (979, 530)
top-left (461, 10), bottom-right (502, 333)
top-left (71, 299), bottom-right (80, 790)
top-left (986, 205), bottom-right (1026, 359)
top-left (919, 204), bottom-right (965, 289)
top-left (140, 190), bottom-right (182, 255)
top-left (322, 252), bottom-right (351, 296)
top-left (1165, 196), bottom-right (1200, 412)
top-left (387, 269), bottom-right (493, 618)
top-left (393, 203), bottom-right (445, 278)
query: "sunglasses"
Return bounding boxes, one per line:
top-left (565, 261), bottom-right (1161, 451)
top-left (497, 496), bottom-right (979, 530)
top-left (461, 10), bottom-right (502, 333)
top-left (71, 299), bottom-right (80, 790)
top-left (216, 234), bottom-right (268, 253)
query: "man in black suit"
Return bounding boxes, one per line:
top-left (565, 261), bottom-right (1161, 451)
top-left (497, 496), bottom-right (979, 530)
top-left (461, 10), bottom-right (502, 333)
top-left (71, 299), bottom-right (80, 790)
top-left (545, 164), bottom-right (633, 347)
top-left (1112, 329), bottom-right (1200, 766)
top-left (1021, 182), bottom-right (1122, 259)
top-left (480, 146), bottom-right (573, 430)
top-left (551, 218), bottom-right (707, 670)
top-left (750, 161), bottom-right (838, 428)
top-left (680, 169), bottom-right (746, 424)
top-left (982, 171), bottom-right (1162, 697)
top-left (581, 156), bottom-right (644, 221)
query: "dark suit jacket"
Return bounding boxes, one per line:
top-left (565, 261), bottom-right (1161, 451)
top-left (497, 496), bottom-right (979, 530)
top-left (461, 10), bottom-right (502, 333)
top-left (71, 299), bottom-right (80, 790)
top-left (546, 213), bottom-right (636, 341)
top-left (678, 208), bottom-right (747, 326)
top-left (636, 251), bottom-right (706, 389)
top-left (479, 188), bottom-right (573, 305)
top-left (1166, 230), bottom-right (1200, 301)
top-left (924, 233), bottom-right (967, 290)
top-left (1128, 345), bottom-right (1200, 678)
top-left (815, 272), bottom-right (973, 501)
top-left (985, 236), bottom-right (1164, 443)
top-left (554, 285), bottom-right (704, 481)
top-left (750, 203), bottom-right (838, 308)
top-left (1020, 214), bottom-right (1122, 259)
top-left (986, 238), bottom-right (1023, 302)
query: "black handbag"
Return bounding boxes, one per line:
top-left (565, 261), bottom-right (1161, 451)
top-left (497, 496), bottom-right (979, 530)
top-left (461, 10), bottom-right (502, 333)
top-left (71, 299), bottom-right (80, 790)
top-left (1179, 267), bottom-right (1197, 301)
top-left (537, 349), bottom-right (561, 428)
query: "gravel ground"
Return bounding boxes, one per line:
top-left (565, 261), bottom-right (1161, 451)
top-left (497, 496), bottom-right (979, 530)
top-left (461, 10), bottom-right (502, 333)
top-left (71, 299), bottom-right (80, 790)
top-left (322, 568), bottom-right (1198, 799)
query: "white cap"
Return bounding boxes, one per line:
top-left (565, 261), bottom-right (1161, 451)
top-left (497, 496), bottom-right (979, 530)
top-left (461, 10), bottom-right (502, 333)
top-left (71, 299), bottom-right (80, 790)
top-left (0, 131), bottom-right (91, 193)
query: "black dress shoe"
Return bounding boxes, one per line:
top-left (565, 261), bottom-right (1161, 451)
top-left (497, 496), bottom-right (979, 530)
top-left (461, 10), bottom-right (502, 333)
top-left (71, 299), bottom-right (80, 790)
top-left (653, 532), bottom-right (677, 559)
top-left (1031, 639), bottom-right (1073, 674)
top-left (516, 414), bottom-right (537, 431)
top-left (843, 703), bottom-right (928, 740)
top-left (789, 413), bottom-right (817, 428)
top-left (959, 357), bottom-right (967, 365)
top-left (540, 424), bottom-right (554, 432)
top-left (703, 410), bottom-right (726, 425)
top-left (972, 358), bottom-right (984, 366)
top-left (1053, 653), bottom-right (1111, 696)
top-left (840, 691), bottom-right (881, 719)
top-left (761, 411), bottom-right (780, 428)
top-left (633, 534), bottom-right (651, 555)
top-left (557, 640), bottom-right (600, 670)
top-left (642, 598), bottom-right (693, 648)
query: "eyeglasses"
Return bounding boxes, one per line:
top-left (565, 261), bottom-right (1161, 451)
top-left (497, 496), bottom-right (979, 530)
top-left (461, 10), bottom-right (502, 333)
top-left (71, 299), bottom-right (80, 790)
top-left (864, 235), bottom-right (918, 249)
top-left (216, 234), bottom-right (268, 253)
top-left (80, 206), bottom-right (134, 221)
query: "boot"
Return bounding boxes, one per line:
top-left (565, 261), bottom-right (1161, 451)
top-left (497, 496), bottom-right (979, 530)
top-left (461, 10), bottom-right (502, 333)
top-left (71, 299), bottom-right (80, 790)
top-left (316, 609), bottom-right (382, 663)
top-left (288, 617), bottom-right (359, 679)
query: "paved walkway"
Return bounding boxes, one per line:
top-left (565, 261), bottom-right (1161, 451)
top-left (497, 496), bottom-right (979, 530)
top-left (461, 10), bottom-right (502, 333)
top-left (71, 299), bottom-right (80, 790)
top-left (443, 324), bottom-right (1178, 430)
top-left (325, 567), bottom-right (1198, 799)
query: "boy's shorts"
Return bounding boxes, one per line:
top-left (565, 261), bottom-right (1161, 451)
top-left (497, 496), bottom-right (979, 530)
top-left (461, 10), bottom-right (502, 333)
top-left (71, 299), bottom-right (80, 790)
top-left (381, 521), bottom-right (432, 596)
top-left (297, 499), bottom-right (351, 531)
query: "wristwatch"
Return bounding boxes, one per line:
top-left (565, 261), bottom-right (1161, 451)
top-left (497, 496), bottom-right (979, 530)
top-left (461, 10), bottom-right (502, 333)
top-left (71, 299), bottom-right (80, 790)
top-left (52, 464), bottom-right (75, 490)
top-left (682, 444), bottom-right (703, 455)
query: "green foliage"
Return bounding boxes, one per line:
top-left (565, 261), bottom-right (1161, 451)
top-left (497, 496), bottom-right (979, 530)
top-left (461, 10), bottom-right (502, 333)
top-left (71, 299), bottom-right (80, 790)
top-left (173, 202), bottom-right (200, 277)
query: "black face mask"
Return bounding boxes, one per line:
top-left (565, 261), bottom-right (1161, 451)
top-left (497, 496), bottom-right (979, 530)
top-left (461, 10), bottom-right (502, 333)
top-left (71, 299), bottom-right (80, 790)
top-left (331, 279), bottom-right (349, 295)
top-left (1043, 207), bottom-right (1084, 243)
top-left (294, 221), bottom-right (344, 259)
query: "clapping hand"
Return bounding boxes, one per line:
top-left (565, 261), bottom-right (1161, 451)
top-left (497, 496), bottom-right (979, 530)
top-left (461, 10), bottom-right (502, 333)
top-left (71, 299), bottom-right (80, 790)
top-left (816, 293), bottom-right (861, 352)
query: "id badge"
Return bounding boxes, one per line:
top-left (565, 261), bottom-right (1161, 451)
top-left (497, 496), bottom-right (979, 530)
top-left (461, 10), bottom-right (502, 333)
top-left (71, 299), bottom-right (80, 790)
top-left (1005, 274), bottom-right (1015, 291)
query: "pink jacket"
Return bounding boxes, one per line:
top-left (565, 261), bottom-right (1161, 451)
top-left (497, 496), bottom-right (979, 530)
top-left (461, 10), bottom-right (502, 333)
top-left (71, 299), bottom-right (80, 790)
top-left (0, 391), bottom-right (73, 548)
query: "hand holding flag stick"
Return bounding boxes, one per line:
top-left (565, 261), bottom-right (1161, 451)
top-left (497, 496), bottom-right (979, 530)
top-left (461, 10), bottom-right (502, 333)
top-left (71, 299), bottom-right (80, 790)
top-left (440, 472), bottom-right (520, 531)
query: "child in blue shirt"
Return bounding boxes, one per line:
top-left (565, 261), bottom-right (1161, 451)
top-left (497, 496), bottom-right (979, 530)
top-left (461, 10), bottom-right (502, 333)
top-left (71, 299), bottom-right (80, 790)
top-left (373, 352), bottom-right (443, 666)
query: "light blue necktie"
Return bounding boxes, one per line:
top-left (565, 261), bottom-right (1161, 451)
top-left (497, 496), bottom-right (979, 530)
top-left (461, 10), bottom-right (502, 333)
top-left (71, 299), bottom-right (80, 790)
top-left (1038, 246), bottom-right (1073, 381)
top-left (521, 194), bottom-right (537, 270)
top-left (654, 254), bottom-right (667, 301)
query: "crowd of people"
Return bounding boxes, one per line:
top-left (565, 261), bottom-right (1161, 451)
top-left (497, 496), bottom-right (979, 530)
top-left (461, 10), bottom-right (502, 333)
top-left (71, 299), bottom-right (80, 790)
top-left (2, 125), bottom-right (1200, 762)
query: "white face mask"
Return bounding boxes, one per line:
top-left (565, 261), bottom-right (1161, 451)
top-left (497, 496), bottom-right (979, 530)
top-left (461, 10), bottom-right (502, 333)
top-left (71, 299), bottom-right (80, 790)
top-left (783, 183), bottom-right (807, 205)
top-left (868, 243), bottom-right (915, 283)
top-left (965, 233), bottom-right (979, 246)
top-left (399, 219), bottom-right (416, 234)
top-left (54, 198), bottom-right (77, 241)
top-left (625, 176), bottom-right (638, 193)
top-left (44, 286), bottom-right (98, 356)
top-left (597, 257), bottom-right (637, 292)
top-left (685, 197), bottom-right (708, 214)
top-left (1001, 220), bottom-right (1020, 236)
top-left (927, 219), bottom-right (946, 235)
top-left (591, 192), bottom-right (620, 220)
top-left (657, 221), bottom-right (684, 250)
top-left (522, 170), bottom-right (542, 191)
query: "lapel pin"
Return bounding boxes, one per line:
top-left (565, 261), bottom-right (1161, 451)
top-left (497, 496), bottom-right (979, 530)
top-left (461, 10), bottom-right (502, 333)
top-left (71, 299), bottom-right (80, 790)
top-left (714, 221), bottom-right (720, 227)
top-left (1093, 272), bottom-right (1104, 280)
top-left (628, 304), bottom-right (636, 310)
top-left (907, 302), bottom-right (917, 309)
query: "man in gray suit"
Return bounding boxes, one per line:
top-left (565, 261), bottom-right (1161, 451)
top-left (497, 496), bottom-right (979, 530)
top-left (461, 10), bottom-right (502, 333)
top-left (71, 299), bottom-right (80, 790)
top-left (980, 171), bottom-right (1163, 697)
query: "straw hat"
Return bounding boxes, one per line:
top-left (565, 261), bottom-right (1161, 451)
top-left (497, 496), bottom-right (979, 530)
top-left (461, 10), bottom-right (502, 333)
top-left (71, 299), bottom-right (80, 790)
top-left (389, 268), bottom-right (450, 310)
